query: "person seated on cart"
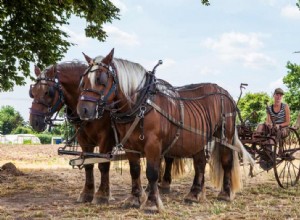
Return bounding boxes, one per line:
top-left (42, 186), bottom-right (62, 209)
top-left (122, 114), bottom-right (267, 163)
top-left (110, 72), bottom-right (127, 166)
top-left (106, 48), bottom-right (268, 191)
top-left (254, 88), bottom-right (291, 170)
top-left (266, 88), bottom-right (290, 137)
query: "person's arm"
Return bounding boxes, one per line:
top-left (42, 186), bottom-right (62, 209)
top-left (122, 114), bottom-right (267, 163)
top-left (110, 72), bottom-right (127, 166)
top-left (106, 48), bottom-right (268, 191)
top-left (266, 112), bottom-right (272, 125)
top-left (266, 106), bottom-right (273, 126)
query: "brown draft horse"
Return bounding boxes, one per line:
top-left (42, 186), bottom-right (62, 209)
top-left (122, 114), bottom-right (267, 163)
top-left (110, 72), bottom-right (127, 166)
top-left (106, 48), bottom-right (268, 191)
top-left (29, 61), bottom-right (116, 204)
top-left (28, 61), bottom-right (184, 203)
top-left (77, 49), bottom-right (253, 212)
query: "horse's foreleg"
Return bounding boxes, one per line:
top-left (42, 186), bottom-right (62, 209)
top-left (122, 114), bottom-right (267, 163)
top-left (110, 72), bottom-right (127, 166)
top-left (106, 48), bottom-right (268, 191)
top-left (123, 153), bottom-right (147, 208)
top-left (77, 164), bottom-right (95, 203)
top-left (92, 162), bottom-right (111, 204)
top-left (142, 140), bottom-right (165, 213)
top-left (159, 156), bottom-right (173, 193)
top-left (142, 158), bottom-right (165, 213)
top-left (185, 150), bottom-right (206, 203)
top-left (218, 147), bottom-right (234, 201)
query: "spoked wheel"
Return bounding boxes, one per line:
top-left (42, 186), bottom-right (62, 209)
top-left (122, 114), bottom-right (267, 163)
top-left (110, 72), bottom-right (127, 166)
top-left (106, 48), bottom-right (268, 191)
top-left (273, 127), bottom-right (300, 188)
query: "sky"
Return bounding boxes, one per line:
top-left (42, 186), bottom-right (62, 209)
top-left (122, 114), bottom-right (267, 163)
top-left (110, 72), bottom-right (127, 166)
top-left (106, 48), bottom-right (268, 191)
top-left (1, 0), bottom-right (300, 122)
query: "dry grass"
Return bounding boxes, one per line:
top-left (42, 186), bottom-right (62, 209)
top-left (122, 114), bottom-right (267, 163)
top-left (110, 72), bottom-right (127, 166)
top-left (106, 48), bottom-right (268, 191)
top-left (0, 144), bottom-right (299, 219)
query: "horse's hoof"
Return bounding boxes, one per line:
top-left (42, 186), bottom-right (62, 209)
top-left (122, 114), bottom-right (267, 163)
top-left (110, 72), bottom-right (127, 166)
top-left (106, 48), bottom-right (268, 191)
top-left (142, 197), bottom-right (165, 213)
top-left (184, 192), bottom-right (205, 203)
top-left (184, 187), bottom-right (206, 203)
top-left (77, 193), bottom-right (94, 203)
top-left (123, 191), bottom-right (147, 209)
top-left (92, 196), bottom-right (110, 204)
top-left (92, 191), bottom-right (114, 204)
top-left (123, 196), bottom-right (141, 208)
top-left (217, 191), bottom-right (233, 202)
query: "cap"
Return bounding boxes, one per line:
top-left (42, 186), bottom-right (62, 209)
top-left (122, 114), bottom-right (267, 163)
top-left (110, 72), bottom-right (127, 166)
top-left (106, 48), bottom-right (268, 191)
top-left (274, 88), bottom-right (284, 95)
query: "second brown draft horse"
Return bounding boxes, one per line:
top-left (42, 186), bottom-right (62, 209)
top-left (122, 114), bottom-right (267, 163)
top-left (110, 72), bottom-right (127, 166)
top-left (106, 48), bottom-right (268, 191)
top-left (77, 49), bottom-right (253, 212)
top-left (29, 61), bottom-right (116, 204)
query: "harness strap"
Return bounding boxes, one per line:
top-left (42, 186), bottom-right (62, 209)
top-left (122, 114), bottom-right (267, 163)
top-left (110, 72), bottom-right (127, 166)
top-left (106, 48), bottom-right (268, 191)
top-left (221, 96), bottom-right (226, 140)
top-left (212, 137), bottom-right (241, 152)
top-left (112, 113), bottom-right (142, 155)
top-left (111, 119), bottom-right (120, 144)
top-left (147, 99), bottom-right (241, 152)
top-left (161, 99), bottom-right (184, 156)
top-left (147, 99), bottom-right (207, 136)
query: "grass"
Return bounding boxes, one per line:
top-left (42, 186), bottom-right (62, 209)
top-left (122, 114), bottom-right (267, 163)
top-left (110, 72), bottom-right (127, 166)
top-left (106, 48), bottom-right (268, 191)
top-left (0, 144), bottom-right (300, 219)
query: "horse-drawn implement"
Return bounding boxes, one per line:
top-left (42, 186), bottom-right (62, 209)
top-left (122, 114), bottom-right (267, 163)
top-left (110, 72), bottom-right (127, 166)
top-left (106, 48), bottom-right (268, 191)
top-left (236, 83), bottom-right (300, 188)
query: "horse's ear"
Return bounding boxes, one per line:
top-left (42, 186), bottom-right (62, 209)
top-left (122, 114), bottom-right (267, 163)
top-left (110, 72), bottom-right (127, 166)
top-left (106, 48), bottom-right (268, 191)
top-left (102, 48), bottom-right (114, 64)
top-left (82, 52), bottom-right (93, 64)
top-left (34, 65), bottom-right (41, 77)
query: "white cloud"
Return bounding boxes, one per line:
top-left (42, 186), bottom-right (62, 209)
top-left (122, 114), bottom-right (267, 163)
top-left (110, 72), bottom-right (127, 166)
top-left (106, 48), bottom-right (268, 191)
top-left (269, 77), bottom-right (286, 91)
top-left (61, 26), bottom-right (89, 45)
top-left (104, 25), bottom-right (140, 46)
top-left (281, 5), bottom-right (300, 20)
top-left (202, 32), bottom-right (276, 68)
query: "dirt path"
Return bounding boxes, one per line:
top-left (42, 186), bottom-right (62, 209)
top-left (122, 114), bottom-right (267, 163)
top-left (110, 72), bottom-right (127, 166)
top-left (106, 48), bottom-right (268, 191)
top-left (0, 145), bottom-right (299, 219)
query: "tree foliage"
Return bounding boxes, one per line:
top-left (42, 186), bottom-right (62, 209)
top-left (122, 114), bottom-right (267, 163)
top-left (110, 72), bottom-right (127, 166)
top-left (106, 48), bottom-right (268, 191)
top-left (11, 126), bottom-right (34, 134)
top-left (201, 0), bottom-right (210, 6)
top-left (237, 92), bottom-right (271, 124)
top-left (0, 105), bottom-right (24, 134)
top-left (283, 61), bottom-right (300, 123)
top-left (0, 0), bottom-right (120, 91)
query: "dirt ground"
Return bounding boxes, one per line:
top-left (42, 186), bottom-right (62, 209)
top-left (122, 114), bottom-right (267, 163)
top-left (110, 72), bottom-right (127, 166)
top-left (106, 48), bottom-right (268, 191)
top-left (0, 144), bottom-right (299, 220)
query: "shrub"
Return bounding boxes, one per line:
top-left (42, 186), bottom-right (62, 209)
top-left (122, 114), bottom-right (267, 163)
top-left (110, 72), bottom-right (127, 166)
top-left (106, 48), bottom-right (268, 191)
top-left (36, 134), bottom-right (52, 144)
top-left (11, 126), bottom-right (34, 134)
top-left (23, 139), bottom-right (32, 145)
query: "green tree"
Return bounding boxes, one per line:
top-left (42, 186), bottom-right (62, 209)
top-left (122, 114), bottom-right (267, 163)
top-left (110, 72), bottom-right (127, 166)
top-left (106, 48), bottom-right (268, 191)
top-left (283, 61), bottom-right (300, 124)
top-left (0, 105), bottom-right (24, 134)
top-left (0, 0), bottom-right (120, 92)
top-left (237, 92), bottom-right (271, 124)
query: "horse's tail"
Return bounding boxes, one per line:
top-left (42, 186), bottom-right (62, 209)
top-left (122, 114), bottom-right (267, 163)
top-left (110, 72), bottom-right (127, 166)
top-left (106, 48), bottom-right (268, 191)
top-left (159, 158), bottom-right (186, 182)
top-left (171, 158), bottom-right (186, 178)
top-left (209, 128), bottom-right (254, 194)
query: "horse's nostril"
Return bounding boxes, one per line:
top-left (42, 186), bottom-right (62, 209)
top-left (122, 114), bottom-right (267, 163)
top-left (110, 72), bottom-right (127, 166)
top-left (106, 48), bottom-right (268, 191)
top-left (84, 107), bottom-right (88, 115)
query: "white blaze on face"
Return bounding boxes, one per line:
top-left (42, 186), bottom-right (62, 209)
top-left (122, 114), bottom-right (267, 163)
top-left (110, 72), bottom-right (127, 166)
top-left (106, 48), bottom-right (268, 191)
top-left (38, 71), bottom-right (47, 92)
top-left (88, 65), bottom-right (99, 89)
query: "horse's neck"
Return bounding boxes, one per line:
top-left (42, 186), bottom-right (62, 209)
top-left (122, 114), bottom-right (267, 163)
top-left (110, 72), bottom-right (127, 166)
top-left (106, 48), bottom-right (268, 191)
top-left (58, 71), bottom-right (81, 113)
top-left (62, 84), bottom-right (80, 110)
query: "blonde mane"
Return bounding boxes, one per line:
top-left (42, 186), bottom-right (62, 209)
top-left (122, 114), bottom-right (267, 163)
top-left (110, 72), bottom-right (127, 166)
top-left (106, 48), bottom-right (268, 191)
top-left (91, 56), bottom-right (147, 104)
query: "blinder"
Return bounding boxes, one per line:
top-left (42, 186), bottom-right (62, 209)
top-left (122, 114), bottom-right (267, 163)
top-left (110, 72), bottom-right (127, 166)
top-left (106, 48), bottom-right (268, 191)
top-left (96, 71), bottom-right (109, 87)
top-left (29, 84), bottom-right (34, 98)
top-left (48, 86), bottom-right (56, 98)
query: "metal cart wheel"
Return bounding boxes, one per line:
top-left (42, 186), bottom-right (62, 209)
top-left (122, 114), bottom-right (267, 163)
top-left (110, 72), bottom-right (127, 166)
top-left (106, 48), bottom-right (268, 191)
top-left (273, 127), bottom-right (300, 188)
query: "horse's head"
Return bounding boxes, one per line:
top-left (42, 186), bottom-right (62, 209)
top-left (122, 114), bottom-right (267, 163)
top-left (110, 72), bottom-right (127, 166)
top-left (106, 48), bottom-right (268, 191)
top-left (29, 65), bottom-right (64, 132)
top-left (77, 49), bottom-right (118, 120)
